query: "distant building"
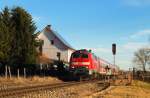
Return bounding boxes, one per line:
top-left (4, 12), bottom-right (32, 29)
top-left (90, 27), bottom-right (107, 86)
top-left (37, 25), bottom-right (75, 64)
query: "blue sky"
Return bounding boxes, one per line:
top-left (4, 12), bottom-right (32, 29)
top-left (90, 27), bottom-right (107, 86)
top-left (1, 0), bottom-right (150, 70)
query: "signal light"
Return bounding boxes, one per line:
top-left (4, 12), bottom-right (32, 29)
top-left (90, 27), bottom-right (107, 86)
top-left (112, 43), bottom-right (116, 55)
top-left (89, 49), bottom-right (92, 52)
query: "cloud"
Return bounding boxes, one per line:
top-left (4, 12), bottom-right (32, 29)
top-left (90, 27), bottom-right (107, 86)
top-left (122, 42), bottom-right (148, 51)
top-left (120, 29), bottom-right (150, 41)
top-left (130, 29), bottom-right (150, 39)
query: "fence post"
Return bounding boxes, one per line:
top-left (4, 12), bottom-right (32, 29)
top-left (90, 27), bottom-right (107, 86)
top-left (40, 64), bottom-right (42, 76)
top-left (8, 66), bottom-right (11, 79)
top-left (24, 68), bottom-right (26, 78)
top-left (5, 66), bottom-right (8, 79)
top-left (17, 69), bottom-right (20, 79)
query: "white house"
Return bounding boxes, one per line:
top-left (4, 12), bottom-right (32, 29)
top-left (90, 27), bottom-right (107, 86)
top-left (37, 25), bottom-right (75, 64)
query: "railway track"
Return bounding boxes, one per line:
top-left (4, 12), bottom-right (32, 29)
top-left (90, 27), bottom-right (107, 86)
top-left (0, 80), bottom-right (108, 98)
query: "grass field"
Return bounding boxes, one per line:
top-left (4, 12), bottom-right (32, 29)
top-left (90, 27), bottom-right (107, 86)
top-left (0, 76), bottom-right (62, 90)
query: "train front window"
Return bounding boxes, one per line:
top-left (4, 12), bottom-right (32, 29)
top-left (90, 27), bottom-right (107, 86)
top-left (81, 54), bottom-right (88, 58)
top-left (72, 53), bottom-right (80, 58)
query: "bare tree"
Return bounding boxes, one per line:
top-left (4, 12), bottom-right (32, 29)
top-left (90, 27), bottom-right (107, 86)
top-left (133, 48), bottom-right (150, 72)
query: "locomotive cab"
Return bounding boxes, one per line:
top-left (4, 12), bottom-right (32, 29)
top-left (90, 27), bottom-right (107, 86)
top-left (69, 50), bottom-right (92, 76)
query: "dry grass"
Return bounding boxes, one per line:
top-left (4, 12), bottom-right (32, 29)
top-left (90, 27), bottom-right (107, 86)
top-left (89, 80), bottom-right (150, 98)
top-left (0, 76), bottom-right (61, 84)
top-left (0, 76), bottom-right (62, 90)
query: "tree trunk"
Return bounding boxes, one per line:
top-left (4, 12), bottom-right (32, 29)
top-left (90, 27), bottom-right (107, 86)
top-left (143, 64), bottom-right (146, 72)
top-left (8, 66), bottom-right (11, 79)
top-left (5, 66), bottom-right (8, 79)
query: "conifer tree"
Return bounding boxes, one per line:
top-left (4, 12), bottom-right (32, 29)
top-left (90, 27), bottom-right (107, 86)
top-left (0, 6), bottom-right (37, 67)
top-left (0, 7), bottom-right (12, 65)
top-left (10, 7), bottom-right (37, 65)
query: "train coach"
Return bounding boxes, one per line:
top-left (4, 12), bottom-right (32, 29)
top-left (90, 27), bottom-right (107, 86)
top-left (69, 49), bottom-right (119, 79)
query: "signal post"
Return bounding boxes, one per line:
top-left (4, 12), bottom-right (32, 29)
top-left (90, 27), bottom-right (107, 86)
top-left (112, 43), bottom-right (116, 66)
top-left (112, 43), bottom-right (117, 82)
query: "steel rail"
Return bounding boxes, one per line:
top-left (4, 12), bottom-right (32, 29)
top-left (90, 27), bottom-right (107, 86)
top-left (0, 80), bottom-right (106, 98)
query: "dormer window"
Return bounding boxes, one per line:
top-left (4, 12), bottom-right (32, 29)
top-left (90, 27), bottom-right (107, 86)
top-left (51, 40), bottom-right (54, 45)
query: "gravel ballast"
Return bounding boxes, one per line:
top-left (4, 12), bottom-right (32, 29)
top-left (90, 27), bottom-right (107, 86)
top-left (19, 82), bottom-right (106, 98)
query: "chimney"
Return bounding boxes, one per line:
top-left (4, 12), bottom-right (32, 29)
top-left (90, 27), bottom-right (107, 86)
top-left (47, 25), bottom-right (51, 28)
top-left (46, 25), bottom-right (52, 31)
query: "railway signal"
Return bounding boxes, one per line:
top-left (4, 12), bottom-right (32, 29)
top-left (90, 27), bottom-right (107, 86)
top-left (112, 43), bottom-right (116, 55)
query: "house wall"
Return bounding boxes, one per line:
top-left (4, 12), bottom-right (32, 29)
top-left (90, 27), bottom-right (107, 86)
top-left (67, 49), bottom-right (74, 62)
top-left (38, 29), bottom-right (73, 63)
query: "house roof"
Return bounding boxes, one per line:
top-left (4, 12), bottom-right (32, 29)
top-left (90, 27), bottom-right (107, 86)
top-left (51, 30), bottom-right (75, 50)
top-left (40, 25), bottom-right (75, 50)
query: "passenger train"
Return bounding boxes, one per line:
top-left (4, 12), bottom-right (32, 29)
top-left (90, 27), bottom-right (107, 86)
top-left (69, 49), bottom-right (119, 78)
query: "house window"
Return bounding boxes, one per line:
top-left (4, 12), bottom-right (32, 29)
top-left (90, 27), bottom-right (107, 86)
top-left (57, 52), bottom-right (61, 61)
top-left (51, 40), bottom-right (54, 45)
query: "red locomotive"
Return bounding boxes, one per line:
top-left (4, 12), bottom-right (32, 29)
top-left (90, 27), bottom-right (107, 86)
top-left (69, 49), bottom-right (118, 78)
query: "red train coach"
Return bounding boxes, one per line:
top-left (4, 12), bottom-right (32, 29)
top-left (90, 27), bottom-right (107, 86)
top-left (69, 49), bottom-right (118, 77)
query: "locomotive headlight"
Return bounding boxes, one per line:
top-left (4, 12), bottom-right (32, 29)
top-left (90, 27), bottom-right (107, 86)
top-left (72, 62), bottom-right (78, 65)
top-left (71, 66), bottom-right (75, 69)
top-left (82, 62), bottom-right (90, 65)
top-left (85, 66), bottom-right (88, 69)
